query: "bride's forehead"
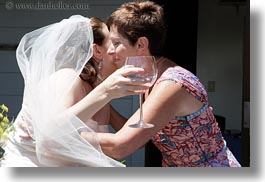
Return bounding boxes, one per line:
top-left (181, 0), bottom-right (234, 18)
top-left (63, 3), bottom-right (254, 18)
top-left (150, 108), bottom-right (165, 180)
top-left (109, 26), bottom-right (119, 35)
top-left (101, 24), bottom-right (109, 34)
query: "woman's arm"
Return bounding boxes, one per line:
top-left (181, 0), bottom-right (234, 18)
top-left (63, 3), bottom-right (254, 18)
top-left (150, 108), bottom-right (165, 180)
top-left (82, 80), bottom-right (204, 159)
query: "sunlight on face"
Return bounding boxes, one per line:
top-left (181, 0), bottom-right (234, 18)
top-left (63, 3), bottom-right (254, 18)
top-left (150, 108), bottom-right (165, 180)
top-left (100, 24), bottom-right (117, 79)
top-left (109, 25), bottom-right (138, 68)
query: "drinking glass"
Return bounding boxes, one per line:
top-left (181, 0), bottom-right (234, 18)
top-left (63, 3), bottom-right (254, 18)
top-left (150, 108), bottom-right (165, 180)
top-left (125, 56), bottom-right (158, 128)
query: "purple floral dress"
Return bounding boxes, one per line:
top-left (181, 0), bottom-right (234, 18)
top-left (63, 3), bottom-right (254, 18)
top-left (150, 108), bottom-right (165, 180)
top-left (151, 67), bottom-right (241, 167)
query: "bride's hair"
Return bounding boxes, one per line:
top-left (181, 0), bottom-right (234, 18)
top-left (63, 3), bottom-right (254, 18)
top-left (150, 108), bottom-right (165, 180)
top-left (80, 17), bottom-right (106, 86)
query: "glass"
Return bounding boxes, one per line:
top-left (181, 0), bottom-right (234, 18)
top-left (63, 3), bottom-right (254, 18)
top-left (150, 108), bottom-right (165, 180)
top-left (125, 56), bottom-right (158, 128)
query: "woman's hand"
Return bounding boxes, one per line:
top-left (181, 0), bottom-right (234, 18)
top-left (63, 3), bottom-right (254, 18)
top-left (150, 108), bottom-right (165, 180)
top-left (100, 66), bottom-right (149, 99)
top-left (68, 66), bottom-right (149, 122)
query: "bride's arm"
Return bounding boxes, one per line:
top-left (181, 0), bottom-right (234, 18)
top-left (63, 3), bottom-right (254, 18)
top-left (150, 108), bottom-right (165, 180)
top-left (68, 67), bottom-right (148, 122)
top-left (82, 80), bottom-right (204, 160)
top-left (109, 105), bottom-right (127, 131)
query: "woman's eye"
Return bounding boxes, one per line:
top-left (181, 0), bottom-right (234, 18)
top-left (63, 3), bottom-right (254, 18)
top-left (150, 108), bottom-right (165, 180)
top-left (113, 41), bottom-right (120, 47)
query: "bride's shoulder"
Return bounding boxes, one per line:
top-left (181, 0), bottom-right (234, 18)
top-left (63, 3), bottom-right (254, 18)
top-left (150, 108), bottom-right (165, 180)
top-left (48, 68), bottom-right (78, 83)
top-left (54, 68), bottom-right (78, 77)
top-left (53, 68), bottom-right (93, 95)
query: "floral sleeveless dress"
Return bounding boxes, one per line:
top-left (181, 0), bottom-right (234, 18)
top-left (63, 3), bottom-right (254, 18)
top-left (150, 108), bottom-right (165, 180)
top-left (151, 67), bottom-right (241, 167)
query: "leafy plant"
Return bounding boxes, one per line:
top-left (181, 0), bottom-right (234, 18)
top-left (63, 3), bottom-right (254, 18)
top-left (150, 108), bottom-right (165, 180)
top-left (121, 159), bottom-right (126, 165)
top-left (0, 104), bottom-right (15, 159)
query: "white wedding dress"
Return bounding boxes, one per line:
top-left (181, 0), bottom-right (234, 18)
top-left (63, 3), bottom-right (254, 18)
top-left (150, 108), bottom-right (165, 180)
top-left (0, 15), bottom-right (124, 167)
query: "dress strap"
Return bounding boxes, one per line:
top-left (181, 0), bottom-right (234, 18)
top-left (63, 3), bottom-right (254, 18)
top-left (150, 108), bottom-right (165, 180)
top-left (175, 102), bottom-right (209, 121)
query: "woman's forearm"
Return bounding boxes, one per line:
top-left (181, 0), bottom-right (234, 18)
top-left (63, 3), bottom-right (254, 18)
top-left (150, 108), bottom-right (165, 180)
top-left (81, 131), bottom-right (126, 160)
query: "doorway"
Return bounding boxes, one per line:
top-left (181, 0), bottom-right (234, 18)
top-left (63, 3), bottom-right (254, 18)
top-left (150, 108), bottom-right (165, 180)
top-left (145, 0), bottom-right (199, 167)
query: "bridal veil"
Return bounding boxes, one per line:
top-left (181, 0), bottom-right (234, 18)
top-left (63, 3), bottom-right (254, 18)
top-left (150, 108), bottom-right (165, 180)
top-left (15, 15), bottom-right (124, 167)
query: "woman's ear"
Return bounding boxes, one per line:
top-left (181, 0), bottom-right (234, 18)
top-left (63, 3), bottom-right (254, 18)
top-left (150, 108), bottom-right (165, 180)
top-left (136, 37), bottom-right (149, 54)
top-left (92, 44), bottom-right (103, 62)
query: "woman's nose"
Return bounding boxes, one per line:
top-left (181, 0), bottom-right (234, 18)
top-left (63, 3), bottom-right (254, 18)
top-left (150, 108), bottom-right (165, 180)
top-left (107, 43), bottom-right (115, 54)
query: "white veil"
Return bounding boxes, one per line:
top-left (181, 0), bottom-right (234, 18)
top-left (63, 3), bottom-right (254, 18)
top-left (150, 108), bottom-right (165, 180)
top-left (16, 15), bottom-right (124, 167)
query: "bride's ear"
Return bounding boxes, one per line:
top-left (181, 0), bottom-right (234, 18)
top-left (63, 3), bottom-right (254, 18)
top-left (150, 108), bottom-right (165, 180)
top-left (136, 37), bottom-right (149, 54)
top-left (92, 44), bottom-right (103, 62)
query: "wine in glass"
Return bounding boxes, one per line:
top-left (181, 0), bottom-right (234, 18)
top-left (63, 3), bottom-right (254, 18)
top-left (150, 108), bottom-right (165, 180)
top-left (125, 56), bottom-right (158, 128)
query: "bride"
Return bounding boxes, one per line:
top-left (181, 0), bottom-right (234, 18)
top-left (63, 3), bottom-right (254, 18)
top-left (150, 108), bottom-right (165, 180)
top-left (0, 15), bottom-right (147, 167)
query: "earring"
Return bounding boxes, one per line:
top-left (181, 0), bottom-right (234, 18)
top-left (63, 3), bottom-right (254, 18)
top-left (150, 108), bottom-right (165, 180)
top-left (98, 62), bottom-right (102, 70)
top-left (97, 61), bottom-right (103, 81)
top-left (97, 74), bottom-right (103, 82)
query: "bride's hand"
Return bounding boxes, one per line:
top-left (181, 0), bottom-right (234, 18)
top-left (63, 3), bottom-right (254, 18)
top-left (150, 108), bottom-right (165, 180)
top-left (100, 66), bottom-right (149, 99)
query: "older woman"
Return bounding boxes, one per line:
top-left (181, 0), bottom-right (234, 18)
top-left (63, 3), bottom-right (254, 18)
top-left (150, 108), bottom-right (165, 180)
top-left (82, 1), bottom-right (241, 167)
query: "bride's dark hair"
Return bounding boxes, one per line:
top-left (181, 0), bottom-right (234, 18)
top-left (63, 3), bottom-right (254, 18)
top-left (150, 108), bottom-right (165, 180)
top-left (79, 17), bottom-right (106, 86)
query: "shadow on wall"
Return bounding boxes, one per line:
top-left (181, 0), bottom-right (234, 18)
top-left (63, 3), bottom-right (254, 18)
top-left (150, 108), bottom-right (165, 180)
top-left (215, 114), bottom-right (242, 163)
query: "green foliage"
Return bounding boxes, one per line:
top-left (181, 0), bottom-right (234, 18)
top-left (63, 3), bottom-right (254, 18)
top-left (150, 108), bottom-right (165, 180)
top-left (0, 104), bottom-right (15, 159)
top-left (121, 160), bottom-right (126, 165)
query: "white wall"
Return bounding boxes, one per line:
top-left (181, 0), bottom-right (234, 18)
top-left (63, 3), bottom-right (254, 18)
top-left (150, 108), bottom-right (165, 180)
top-left (197, 0), bottom-right (248, 131)
top-left (0, 0), bottom-right (144, 167)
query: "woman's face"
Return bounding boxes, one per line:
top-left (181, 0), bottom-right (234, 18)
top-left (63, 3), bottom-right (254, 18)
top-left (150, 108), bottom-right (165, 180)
top-left (108, 25), bottom-right (138, 69)
top-left (99, 24), bottom-right (117, 79)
